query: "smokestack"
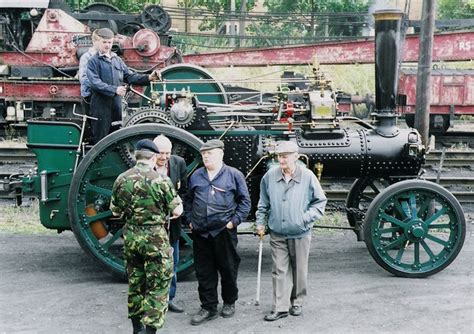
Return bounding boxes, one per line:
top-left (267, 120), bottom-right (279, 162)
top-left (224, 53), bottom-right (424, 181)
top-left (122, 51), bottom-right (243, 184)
top-left (372, 9), bottom-right (403, 135)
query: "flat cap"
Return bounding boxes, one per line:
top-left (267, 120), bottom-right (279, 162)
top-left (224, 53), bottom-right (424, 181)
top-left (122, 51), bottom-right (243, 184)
top-left (95, 28), bottom-right (114, 39)
top-left (275, 141), bottom-right (299, 154)
top-left (135, 139), bottom-right (160, 154)
top-left (200, 139), bottom-right (224, 152)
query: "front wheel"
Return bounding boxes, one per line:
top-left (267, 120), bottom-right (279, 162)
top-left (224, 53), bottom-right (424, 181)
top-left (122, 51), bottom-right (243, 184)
top-left (364, 180), bottom-right (465, 278)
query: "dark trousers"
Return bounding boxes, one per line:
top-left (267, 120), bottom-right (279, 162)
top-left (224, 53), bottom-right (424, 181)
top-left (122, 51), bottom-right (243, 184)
top-left (81, 96), bottom-right (91, 115)
top-left (90, 93), bottom-right (122, 144)
top-left (169, 240), bottom-right (179, 301)
top-left (193, 228), bottom-right (240, 312)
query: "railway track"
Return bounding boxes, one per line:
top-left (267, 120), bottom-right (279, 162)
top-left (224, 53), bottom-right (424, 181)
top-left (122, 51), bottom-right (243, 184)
top-left (434, 131), bottom-right (474, 148)
top-left (1, 145), bottom-right (473, 203)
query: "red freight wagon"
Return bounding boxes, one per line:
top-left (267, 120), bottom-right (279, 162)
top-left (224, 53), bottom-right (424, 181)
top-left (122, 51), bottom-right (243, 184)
top-left (399, 67), bottom-right (474, 133)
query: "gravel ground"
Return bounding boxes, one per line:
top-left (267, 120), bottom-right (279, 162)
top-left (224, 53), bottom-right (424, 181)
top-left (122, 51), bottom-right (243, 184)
top-left (0, 217), bottom-right (472, 334)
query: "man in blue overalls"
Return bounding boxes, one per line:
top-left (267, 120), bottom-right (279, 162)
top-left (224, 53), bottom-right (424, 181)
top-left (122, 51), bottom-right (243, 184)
top-left (86, 28), bottom-right (159, 143)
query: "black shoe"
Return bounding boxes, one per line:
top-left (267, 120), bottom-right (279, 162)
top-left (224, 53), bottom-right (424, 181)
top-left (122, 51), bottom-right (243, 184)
top-left (264, 311), bottom-right (288, 321)
top-left (191, 308), bottom-right (218, 326)
top-left (289, 305), bottom-right (302, 316)
top-left (221, 303), bottom-right (235, 318)
top-left (144, 326), bottom-right (156, 334)
top-left (131, 317), bottom-right (144, 334)
top-left (168, 300), bottom-right (184, 313)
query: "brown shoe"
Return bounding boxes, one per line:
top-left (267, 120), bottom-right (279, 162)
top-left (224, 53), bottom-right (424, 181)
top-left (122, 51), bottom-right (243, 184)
top-left (264, 311), bottom-right (288, 321)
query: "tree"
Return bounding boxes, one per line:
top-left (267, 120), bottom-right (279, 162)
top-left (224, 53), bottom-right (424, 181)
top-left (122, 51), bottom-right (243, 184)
top-left (254, 0), bottom-right (370, 44)
top-left (438, 0), bottom-right (474, 19)
top-left (178, 0), bottom-right (255, 33)
top-left (65, 0), bottom-right (162, 12)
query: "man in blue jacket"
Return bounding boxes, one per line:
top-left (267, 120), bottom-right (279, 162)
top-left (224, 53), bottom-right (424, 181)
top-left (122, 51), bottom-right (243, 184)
top-left (186, 139), bottom-right (251, 326)
top-left (256, 141), bottom-right (327, 322)
top-left (86, 28), bottom-right (159, 144)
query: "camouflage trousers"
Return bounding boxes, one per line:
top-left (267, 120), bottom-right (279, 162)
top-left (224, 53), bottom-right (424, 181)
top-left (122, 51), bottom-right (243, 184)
top-left (123, 224), bottom-right (174, 329)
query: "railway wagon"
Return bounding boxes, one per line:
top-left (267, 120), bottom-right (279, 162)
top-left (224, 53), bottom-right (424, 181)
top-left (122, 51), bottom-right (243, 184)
top-left (399, 68), bottom-right (474, 133)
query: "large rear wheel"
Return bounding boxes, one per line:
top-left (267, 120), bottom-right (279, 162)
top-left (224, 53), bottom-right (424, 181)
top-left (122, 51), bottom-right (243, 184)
top-left (68, 124), bottom-right (203, 280)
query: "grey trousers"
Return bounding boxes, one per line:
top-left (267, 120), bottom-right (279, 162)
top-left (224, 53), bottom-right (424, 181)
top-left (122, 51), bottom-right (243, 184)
top-left (270, 232), bottom-right (312, 312)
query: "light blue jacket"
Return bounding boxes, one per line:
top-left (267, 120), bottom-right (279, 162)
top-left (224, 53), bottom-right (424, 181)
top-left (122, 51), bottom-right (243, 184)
top-left (78, 47), bottom-right (96, 97)
top-left (256, 165), bottom-right (327, 239)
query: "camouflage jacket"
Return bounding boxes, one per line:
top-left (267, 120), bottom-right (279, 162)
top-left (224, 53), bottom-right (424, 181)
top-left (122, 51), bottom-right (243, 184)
top-left (110, 161), bottom-right (180, 226)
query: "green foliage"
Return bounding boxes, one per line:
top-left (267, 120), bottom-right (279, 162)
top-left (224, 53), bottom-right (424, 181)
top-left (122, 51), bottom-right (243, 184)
top-left (438, 0), bottom-right (474, 19)
top-left (65, 0), bottom-right (162, 12)
top-left (0, 200), bottom-right (54, 235)
top-left (253, 0), bottom-right (370, 45)
top-left (178, 0), bottom-right (255, 32)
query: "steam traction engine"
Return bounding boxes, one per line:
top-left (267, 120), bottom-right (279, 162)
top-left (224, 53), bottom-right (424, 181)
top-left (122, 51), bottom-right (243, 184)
top-left (12, 9), bottom-right (466, 279)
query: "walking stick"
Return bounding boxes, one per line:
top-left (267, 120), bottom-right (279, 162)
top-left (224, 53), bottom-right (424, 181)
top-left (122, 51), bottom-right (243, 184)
top-left (255, 234), bottom-right (263, 306)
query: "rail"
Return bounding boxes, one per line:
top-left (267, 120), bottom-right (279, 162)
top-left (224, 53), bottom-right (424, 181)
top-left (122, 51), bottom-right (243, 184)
top-left (0, 146), bottom-right (473, 204)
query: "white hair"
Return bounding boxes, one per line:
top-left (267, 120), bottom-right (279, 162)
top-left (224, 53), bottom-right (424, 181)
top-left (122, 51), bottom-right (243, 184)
top-left (153, 135), bottom-right (172, 150)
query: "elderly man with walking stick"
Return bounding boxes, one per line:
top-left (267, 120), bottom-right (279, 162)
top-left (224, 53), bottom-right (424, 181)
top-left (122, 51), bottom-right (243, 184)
top-left (255, 141), bottom-right (327, 322)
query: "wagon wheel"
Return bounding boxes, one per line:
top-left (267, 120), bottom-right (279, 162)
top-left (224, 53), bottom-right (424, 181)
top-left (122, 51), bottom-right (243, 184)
top-left (364, 180), bottom-right (466, 278)
top-left (346, 177), bottom-right (393, 240)
top-left (119, 22), bottom-right (145, 36)
top-left (83, 2), bottom-right (121, 13)
top-left (140, 5), bottom-right (171, 33)
top-left (68, 124), bottom-right (203, 280)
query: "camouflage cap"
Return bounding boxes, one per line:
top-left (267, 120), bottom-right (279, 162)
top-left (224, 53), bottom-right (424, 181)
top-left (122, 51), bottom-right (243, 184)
top-left (96, 28), bottom-right (114, 39)
top-left (275, 141), bottom-right (299, 154)
top-left (200, 139), bottom-right (224, 152)
top-left (135, 139), bottom-right (160, 154)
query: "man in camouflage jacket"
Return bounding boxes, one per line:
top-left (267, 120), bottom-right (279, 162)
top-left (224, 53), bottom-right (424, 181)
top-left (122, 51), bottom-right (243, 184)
top-left (111, 139), bottom-right (183, 334)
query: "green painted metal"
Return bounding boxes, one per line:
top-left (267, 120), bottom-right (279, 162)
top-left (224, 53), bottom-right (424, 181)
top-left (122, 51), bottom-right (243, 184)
top-left (24, 120), bottom-right (81, 230)
top-left (364, 180), bottom-right (466, 278)
top-left (67, 124), bottom-right (203, 279)
top-left (152, 64), bottom-right (228, 105)
top-left (177, 230), bottom-right (194, 276)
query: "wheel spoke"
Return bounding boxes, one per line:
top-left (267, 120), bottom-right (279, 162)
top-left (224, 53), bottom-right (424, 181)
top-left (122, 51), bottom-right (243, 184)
top-left (378, 226), bottom-right (402, 234)
top-left (417, 196), bottom-right (431, 219)
top-left (425, 207), bottom-right (447, 226)
top-left (393, 200), bottom-right (408, 220)
top-left (424, 233), bottom-right (449, 247)
top-left (382, 234), bottom-right (408, 250)
top-left (102, 228), bottom-right (123, 251)
top-left (186, 157), bottom-right (201, 176)
top-left (414, 242), bottom-right (420, 265)
top-left (428, 224), bottom-right (451, 229)
top-left (369, 181), bottom-right (381, 194)
top-left (420, 239), bottom-right (435, 259)
top-left (380, 212), bottom-right (405, 228)
top-left (84, 183), bottom-right (112, 197)
top-left (361, 194), bottom-right (374, 201)
top-left (409, 193), bottom-right (418, 219)
top-left (400, 200), bottom-right (411, 219)
top-left (395, 243), bottom-right (406, 261)
top-left (84, 210), bottom-right (113, 224)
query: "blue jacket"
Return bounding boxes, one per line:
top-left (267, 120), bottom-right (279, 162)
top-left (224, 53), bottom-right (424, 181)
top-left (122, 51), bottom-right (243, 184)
top-left (186, 164), bottom-right (251, 236)
top-left (86, 52), bottom-right (149, 97)
top-left (256, 165), bottom-right (327, 239)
